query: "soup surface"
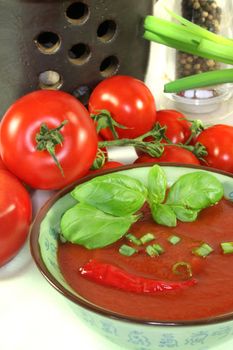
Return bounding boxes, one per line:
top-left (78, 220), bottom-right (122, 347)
top-left (58, 198), bottom-right (233, 321)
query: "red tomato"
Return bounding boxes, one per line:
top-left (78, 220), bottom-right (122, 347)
top-left (156, 109), bottom-right (192, 144)
top-left (88, 75), bottom-right (157, 140)
top-left (102, 161), bottom-right (124, 169)
top-left (134, 145), bottom-right (200, 165)
top-left (0, 169), bottom-right (32, 266)
top-left (0, 132), bottom-right (7, 170)
top-left (0, 155), bottom-right (6, 170)
top-left (89, 161), bottom-right (124, 174)
top-left (196, 124), bottom-right (233, 173)
top-left (0, 90), bottom-right (98, 190)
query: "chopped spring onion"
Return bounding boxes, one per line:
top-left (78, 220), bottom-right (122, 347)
top-left (164, 69), bottom-right (233, 93)
top-left (119, 244), bottom-right (137, 257)
top-left (146, 245), bottom-right (159, 257)
top-left (126, 233), bottom-right (142, 246)
top-left (168, 235), bottom-right (181, 245)
top-left (140, 233), bottom-right (155, 244)
top-left (172, 262), bottom-right (193, 278)
top-left (192, 243), bottom-right (213, 258)
top-left (146, 244), bottom-right (164, 257)
top-left (221, 242), bottom-right (233, 255)
top-left (152, 244), bottom-right (164, 255)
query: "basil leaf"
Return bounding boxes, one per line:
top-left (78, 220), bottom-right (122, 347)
top-left (148, 165), bottom-right (167, 204)
top-left (71, 173), bottom-right (147, 216)
top-left (166, 171), bottom-right (224, 210)
top-left (60, 203), bottom-right (140, 249)
top-left (170, 205), bottom-right (200, 222)
top-left (150, 203), bottom-right (177, 227)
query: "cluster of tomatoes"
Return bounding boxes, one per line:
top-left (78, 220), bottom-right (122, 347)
top-left (0, 75), bottom-right (233, 267)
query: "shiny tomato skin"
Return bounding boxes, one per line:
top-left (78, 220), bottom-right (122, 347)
top-left (156, 109), bottom-right (192, 144)
top-left (196, 124), bottom-right (233, 173)
top-left (88, 75), bottom-right (157, 140)
top-left (0, 133), bottom-right (7, 169)
top-left (0, 155), bottom-right (6, 170)
top-left (134, 145), bottom-right (200, 165)
top-left (0, 90), bottom-right (98, 189)
top-left (101, 161), bottom-right (123, 169)
top-left (0, 169), bottom-right (32, 266)
top-left (89, 161), bottom-right (124, 174)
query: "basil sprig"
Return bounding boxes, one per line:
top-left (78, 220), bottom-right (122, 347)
top-left (151, 203), bottom-right (177, 227)
top-left (148, 164), bottom-right (167, 204)
top-left (71, 173), bottom-right (147, 216)
top-left (148, 166), bottom-right (224, 227)
top-left (60, 173), bottom-right (147, 249)
top-left (166, 171), bottom-right (224, 210)
top-left (60, 165), bottom-right (224, 249)
top-left (60, 203), bottom-right (140, 249)
top-left (148, 165), bottom-right (177, 227)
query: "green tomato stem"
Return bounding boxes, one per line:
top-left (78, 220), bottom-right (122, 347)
top-left (91, 109), bottom-right (129, 139)
top-left (134, 123), bottom-right (167, 142)
top-left (35, 120), bottom-right (68, 176)
top-left (99, 138), bottom-right (165, 157)
top-left (98, 138), bottom-right (207, 160)
top-left (91, 148), bottom-right (107, 170)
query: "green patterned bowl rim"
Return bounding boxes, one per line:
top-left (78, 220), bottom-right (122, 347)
top-left (30, 162), bottom-right (233, 327)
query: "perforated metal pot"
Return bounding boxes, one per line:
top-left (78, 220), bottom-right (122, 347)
top-left (0, 0), bottom-right (153, 117)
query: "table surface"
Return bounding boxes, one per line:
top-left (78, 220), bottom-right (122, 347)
top-left (1, 2), bottom-right (233, 349)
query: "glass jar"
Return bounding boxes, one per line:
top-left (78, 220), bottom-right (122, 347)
top-left (168, 0), bottom-right (233, 113)
top-left (176, 0), bottom-right (222, 80)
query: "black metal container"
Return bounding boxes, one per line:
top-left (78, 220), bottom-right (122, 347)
top-left (0, 0), bottom-right (153, 117)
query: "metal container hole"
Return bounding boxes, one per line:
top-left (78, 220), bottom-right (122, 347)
top-left (68, 43), bottom-right (91, 65)
top-left (97, 20), bottom-right (117, 42)
top-left (100, 55), bottom-right (119, 77)
top-left (38, 70), bottom-right (63, 90)
top-left (34, 32), bottom-right (61, 54)
top-left (65, 2), bottom-right (90, 25)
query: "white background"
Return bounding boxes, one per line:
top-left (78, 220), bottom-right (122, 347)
top-left (1, 1), bottom-right (233, 349)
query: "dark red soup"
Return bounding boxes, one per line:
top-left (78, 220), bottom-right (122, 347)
top-left (57, 198), bottom-right (233, 321)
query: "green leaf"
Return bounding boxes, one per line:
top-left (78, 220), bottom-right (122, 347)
top-left (170, 205), bottom-right (199, 222)
top-left (150, 203), bottom-right (177, 227)
top-left (91, 109), bottom-right (128, 139)
top-left (148, 165), bottom-right (167, 204)
top-left (166, 171), bottom-right (224, 210)
top-left (71, 173), bottom-right (147, 217)
top-left (60, 203), bottom-right (140, 249)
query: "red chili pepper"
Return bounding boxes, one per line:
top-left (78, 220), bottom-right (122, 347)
top-left (80, 259), bottom-right (197, 294)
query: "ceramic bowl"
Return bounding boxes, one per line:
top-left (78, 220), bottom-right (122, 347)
top-left (30, 164), bottom-right (233, 350)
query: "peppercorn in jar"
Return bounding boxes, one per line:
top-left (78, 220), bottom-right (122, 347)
top-left (176, 0), bottom-right (222, 79)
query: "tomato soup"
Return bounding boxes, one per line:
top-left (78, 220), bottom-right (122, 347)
top-left (57, 198), bottom-right (233, 321)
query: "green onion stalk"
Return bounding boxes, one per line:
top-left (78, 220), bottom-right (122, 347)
top-left (143, 9), bottom-right (233, 93)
